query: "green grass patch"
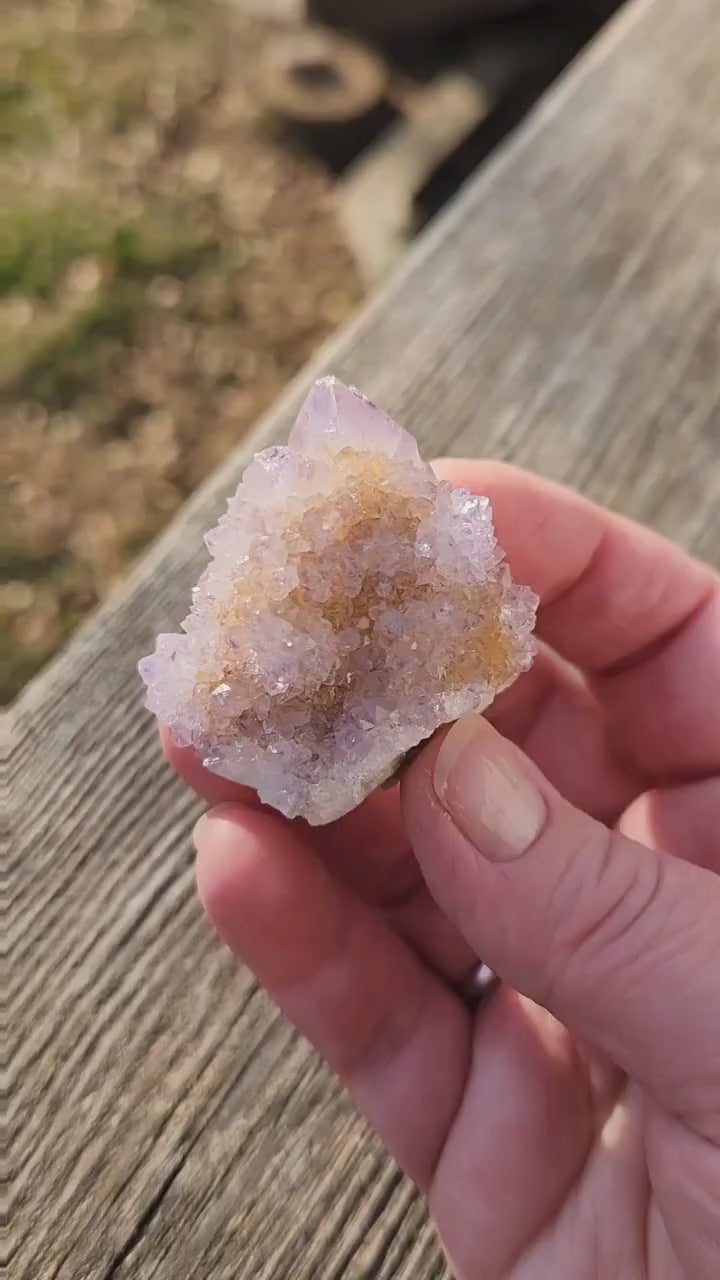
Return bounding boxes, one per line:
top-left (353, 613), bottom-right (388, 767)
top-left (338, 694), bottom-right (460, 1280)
top-left (0, 75), bottom-right (50, 147)
top-left (1, 203), bottom-right (105, 298)
top-left (13, 288), bottom-right (142, 408)
top-left (2, 197), bottom-right (219, 412)
top-left (0, 542), bottom-right (74, 583)
top-left (108, 220), bottom-right (216, 282)
top-left (0, 632), bottom-right (49, 705)
top-left (0, 198), bottom-right (217, 300)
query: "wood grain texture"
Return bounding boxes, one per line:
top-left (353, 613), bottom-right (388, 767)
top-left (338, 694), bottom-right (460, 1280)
top-left (7, 0), bottom-right (719, 1275)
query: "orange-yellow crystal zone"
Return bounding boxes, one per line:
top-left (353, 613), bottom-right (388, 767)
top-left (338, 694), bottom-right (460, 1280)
top-left (199, 450), bottom-right (513, 747)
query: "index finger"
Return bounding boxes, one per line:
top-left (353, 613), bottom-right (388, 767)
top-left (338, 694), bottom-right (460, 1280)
top-left (434, 460), bottom-right (720, 779)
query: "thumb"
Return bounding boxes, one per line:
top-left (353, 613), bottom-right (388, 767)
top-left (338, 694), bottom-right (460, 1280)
top-left (402, 715), bottom-right (720, 1138)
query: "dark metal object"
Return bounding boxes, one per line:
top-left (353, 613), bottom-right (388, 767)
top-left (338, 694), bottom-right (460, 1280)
top-left (262, 28), bottom-right (389, 123)
top-left (457, 963), bottom-right (501, 1010)
top-left (309, 0), bottom-right (537, 37)
top-left (261, 26), bottom-right (399, 175)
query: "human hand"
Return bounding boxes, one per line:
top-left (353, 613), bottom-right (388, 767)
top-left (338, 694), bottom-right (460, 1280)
top-left (167, 461), bottom-right (720, 1279)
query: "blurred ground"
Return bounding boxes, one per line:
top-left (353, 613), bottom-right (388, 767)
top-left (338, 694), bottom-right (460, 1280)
top-left (1, 0), bottom-right (362, 702)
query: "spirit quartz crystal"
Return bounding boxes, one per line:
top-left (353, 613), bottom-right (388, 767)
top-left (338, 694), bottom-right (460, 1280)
top-left (140, 378), bottom-right (537, 824)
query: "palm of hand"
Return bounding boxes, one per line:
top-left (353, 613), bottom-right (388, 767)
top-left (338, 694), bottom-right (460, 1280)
top-left (176, 462), bottom-right (720, 1280)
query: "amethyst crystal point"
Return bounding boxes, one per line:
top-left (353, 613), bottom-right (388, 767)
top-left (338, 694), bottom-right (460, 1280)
top-left (140, 378), bottom-right (537, 824)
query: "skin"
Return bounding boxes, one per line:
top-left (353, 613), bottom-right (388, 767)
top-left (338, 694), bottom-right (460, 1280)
top-left (165, 461), bottom-right (720, 1279)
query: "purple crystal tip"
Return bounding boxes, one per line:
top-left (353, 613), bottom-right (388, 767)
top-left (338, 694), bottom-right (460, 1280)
top-left (140, 377), bottom-right (537, 823)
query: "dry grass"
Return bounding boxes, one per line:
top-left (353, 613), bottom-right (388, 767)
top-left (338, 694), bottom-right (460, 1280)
top-left (2, 0), bottom-right (362, 702)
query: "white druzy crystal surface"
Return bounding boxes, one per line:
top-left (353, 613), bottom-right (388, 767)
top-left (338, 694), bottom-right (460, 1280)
top-left (140, 378), bottom-right (537, 823)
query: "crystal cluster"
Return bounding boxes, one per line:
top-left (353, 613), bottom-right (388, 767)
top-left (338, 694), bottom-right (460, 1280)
top-left (140, 378), bottom-right (537, 824)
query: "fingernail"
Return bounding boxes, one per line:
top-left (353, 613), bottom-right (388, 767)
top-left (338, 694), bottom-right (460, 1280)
top-left (433, 715), bottom-right (547, 860)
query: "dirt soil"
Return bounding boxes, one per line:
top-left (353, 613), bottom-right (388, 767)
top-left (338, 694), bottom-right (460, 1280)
top-left (2, 0), bottom-right (363, 703)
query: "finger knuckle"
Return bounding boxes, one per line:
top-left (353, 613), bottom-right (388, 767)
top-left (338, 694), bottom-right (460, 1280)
top-left (541, 824), bottom-right (666, 1005)
top-left (345, 964), bottom-right (429, 1081)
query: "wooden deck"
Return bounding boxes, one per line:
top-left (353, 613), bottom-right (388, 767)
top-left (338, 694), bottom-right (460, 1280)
top-left (8, 0), bottom-right (719, 1276)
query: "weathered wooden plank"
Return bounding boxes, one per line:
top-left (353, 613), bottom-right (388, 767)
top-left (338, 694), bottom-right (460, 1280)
top-left (8, 0), bottom-right (719, 1276)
